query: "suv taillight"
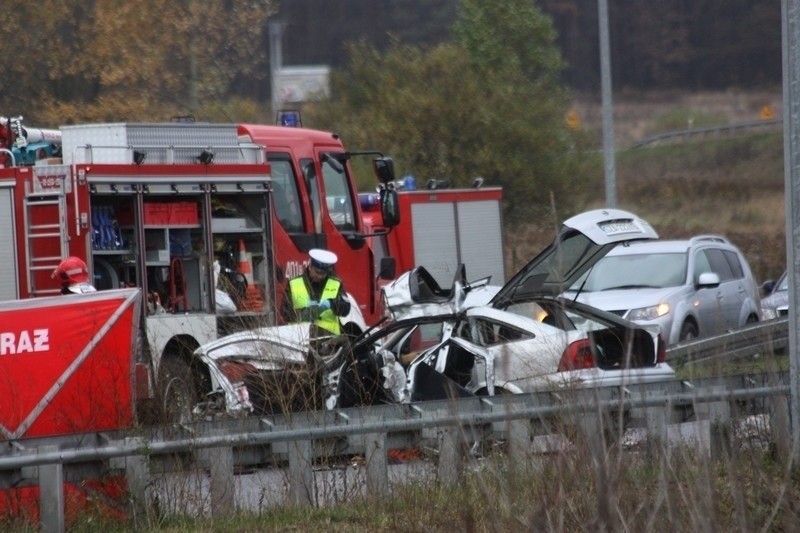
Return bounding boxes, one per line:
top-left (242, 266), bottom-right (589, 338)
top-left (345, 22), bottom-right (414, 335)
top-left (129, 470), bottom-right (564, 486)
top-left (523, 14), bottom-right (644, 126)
top-left (656, 333), bottom-right (667, 364)
top-left (558, 339), bottom-right (595, 372)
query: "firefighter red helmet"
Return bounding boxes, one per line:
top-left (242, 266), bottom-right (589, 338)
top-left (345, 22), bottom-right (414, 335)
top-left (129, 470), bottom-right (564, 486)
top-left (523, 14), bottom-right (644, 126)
top-left (52, 256), bottom-right (91, 286)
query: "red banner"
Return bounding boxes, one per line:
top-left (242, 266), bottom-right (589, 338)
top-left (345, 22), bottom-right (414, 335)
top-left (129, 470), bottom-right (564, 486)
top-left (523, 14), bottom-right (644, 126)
top-left (0, 289), bottom-right (141, 439)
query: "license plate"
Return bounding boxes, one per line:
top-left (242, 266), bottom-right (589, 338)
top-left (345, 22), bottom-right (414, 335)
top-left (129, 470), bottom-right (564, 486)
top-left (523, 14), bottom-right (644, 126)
top-left (599, 220), bottom-right (640, 235)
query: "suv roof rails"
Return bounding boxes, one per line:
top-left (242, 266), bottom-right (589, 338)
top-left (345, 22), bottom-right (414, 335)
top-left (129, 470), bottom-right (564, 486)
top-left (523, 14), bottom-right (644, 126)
top-left (689, 234), bottom-right (730, 245)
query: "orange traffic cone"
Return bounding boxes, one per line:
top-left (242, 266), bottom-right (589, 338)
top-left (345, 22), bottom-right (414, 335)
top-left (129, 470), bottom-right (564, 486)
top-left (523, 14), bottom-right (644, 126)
top-left (237, 239), bottom-right (263, 312)
top-left (238, 239), bottom-right (254, 284)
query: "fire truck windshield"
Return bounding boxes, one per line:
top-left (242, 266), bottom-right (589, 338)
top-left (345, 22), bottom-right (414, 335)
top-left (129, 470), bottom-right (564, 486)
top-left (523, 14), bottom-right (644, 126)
top-left (321, 156), bottom-right (356, 231)
top-left (269, 158), bottom-right (303, 233)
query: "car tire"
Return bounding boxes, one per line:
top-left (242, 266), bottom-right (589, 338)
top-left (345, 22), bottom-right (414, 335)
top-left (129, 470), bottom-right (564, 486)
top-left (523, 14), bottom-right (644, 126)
top-left (679, 321), bottom-right (698, 342)
top-left (158, 357), bottom-right (198, 424)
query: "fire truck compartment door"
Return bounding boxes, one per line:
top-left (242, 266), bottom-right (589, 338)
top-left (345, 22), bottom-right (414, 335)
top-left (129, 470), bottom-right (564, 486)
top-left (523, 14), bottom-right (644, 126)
top-left (0, 181), bottom-right (18, 300)
top-left (411, 200), bottom-right (504, 288)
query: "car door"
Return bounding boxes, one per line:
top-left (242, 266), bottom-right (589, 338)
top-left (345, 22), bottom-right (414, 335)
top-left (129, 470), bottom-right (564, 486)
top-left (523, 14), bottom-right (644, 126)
top-left (699, 247), bottom-right (744, 333)
top-left (692, 248), bottom-right (728, 336)
top-left (720, 249), bottom-right (750, 327)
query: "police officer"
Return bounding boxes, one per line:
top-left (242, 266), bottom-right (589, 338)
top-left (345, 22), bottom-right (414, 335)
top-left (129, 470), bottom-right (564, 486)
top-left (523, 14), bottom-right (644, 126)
top-left (52, 256), bottom-right (98, 294)
top-left (281, 248), bottom-right (351, 335)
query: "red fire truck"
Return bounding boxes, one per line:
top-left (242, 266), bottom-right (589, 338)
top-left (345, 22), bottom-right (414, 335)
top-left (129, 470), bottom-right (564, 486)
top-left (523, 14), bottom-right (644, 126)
top-left (361, 183), bottom-right (506, 288)
top-left (0, 119), bottom-right (399, 423)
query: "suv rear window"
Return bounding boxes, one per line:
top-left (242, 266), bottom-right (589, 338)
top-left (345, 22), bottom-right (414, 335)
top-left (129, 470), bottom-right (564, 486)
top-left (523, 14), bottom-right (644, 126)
top-left (702, 248), bottom-right (735, 281)
top-left (722, 249), bottom-right (745, 279)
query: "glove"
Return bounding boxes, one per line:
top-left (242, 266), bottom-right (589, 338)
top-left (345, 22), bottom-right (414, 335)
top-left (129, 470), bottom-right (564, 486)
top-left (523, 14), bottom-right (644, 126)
top-left (319, 299), bottom-right (331, 311)
top-left (307, 300), bottom-right (319, 308)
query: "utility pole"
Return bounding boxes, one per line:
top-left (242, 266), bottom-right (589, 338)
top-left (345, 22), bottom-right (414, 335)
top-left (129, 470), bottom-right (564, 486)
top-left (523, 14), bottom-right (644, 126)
top-left (598, 0), bottom-right (616, 208)
top-left (781, 0), bottom-right (800, 461)
top-left (269, 21), bottom-right (287, 120)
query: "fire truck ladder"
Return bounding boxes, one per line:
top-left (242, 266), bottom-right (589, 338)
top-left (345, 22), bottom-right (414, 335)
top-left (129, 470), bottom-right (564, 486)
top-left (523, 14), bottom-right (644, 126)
top-left (23, 180), bottom-right (69, 296)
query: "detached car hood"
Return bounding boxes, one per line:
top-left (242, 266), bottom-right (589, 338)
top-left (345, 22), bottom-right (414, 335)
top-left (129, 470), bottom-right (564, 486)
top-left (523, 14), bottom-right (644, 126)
top-left (491, 208), bottom-right (658, 306)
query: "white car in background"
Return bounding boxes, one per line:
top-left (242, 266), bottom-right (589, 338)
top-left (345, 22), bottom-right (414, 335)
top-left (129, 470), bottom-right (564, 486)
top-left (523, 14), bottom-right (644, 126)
top-left (761, 270), bottom-right (788, 320)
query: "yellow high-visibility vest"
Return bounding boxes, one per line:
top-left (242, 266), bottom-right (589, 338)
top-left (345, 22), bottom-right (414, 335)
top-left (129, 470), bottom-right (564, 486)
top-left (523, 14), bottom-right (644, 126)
top-left (289, 276), bottom-right (343, 334)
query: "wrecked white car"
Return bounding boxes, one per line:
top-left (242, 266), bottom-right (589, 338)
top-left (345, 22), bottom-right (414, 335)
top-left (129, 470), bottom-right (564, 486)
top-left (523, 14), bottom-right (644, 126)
top-left (192, 208), bottom-right (675, 417)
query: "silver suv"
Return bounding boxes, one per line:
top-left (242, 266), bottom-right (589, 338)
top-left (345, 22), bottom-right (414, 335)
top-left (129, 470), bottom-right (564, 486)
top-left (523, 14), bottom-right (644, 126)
top-left (565, 235), bottom-right (761, 345)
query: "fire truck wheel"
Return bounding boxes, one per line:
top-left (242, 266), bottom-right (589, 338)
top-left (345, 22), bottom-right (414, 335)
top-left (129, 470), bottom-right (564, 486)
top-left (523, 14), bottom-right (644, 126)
top-left (158, 357), bottom-right (198, 423)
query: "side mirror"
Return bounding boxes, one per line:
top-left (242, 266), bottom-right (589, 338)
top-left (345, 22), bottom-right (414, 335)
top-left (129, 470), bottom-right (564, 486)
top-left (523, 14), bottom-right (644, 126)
top-left (373, 156), bottom-right (395, 184)
top-left (380, 188), bottom-right (400, 227)
top-left (697, 271), bottom-right (720, 289)
top-left (761, 280), bottom-right (776, 296)
top-left (378, 257), bottom-right (396, 280)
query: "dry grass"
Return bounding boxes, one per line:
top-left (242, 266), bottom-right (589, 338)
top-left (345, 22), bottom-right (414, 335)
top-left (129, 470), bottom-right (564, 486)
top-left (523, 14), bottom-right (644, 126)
top-left (506, 88), bottom-right (787, 285)
top-left (573, 88), bottom-right (782, 148)
top-left (35, 423), bottom-right (800, 532)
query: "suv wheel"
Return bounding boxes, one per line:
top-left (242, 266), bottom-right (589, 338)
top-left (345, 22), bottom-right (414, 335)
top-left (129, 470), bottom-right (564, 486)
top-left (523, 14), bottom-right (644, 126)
top-left (679, 321), bottom-right (698, 342)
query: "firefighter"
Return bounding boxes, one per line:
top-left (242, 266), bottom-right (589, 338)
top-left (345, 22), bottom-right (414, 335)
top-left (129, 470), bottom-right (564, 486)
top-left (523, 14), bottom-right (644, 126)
top-left (281, 248), bottom-right (351, 335)
top-left (52, 256), bottom-right (98, 294)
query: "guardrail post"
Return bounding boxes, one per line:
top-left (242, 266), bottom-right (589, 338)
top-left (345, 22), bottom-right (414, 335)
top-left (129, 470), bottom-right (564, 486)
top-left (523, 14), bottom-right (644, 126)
top-left (699, 387), bottom-right (732, 460)
top-left (576, 410), bottom-right (605, 449)
top-left (572, 390), bottom-right (607, 449)
top-left (201, 435), bottom-right (234, 517)
top-left (288, 439), bottom-right (314, 506)
top-left (38, 445), bottom-right (64, 533)
top-left (437, 425), bottom-right (463, 485)
top-left (124, 437), bottom-right (150, 528)
top-left (364, 432), bottom-right (388, 497)
top-left (640, 388), bottom-right (670, 456)
top-left (769, 392), bottom-right (791, 457)
top-left (507, 418), bottom-right (530, 465)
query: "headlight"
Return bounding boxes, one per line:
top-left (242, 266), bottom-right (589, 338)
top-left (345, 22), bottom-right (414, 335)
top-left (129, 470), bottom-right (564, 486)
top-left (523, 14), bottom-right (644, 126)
top-left (628, 303), bottom-right (670, 321)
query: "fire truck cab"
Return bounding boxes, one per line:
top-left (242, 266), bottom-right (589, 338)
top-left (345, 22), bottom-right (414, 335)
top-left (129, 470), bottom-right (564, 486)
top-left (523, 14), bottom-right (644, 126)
top-left (238, 124), bottom-right (398, 326)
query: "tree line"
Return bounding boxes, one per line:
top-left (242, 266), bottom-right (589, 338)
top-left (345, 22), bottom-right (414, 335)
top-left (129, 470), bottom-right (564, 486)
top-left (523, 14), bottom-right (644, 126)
top-left (0, 0), bottom-right (778, 226)
top-left (281, 0), bottom-right (781, 92)
top-left (0, 1), bottom-right (277, 126)
top-left (0, 1), bottom-right (780, 125)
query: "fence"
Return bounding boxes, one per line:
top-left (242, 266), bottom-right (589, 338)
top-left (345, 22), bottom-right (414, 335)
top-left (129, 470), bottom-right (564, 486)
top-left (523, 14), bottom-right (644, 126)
top-left (667, 317), bottom-right (789, 365)
top-left (629, 118), bottom-right (783, 149)
top-left (0, 369), bottom-right (791, 531)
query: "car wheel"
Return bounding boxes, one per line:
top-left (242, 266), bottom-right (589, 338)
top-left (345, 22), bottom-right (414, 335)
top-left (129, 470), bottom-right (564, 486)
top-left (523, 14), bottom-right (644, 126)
top-left (158, 357), bottom-right (198, 424)
top-left (679, 321), bottom-right (698, 342)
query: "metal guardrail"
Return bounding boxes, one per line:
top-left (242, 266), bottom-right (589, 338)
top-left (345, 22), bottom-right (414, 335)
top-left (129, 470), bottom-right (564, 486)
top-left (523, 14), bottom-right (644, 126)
top-left (0, 369), bottom-right (791, 530)
top-left (666, 317), bottom-right (789, 365)
top-left (0, 315), bottom-right (791, 529)
top-left (629, 118), bottom-right (782, 149)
